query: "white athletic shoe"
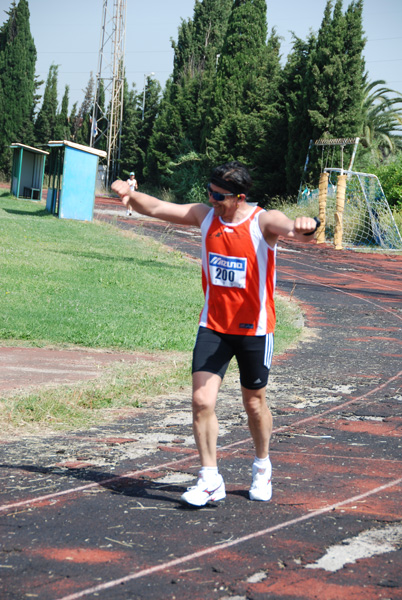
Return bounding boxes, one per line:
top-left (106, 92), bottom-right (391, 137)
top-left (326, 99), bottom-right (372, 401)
top-left (181, 472), bottom-right (226, 507)
top-left (249, 462), bottom-right (272, 502)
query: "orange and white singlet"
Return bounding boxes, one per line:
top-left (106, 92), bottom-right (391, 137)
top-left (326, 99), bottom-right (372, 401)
top-left (199, 206), bottom-right (276, 336)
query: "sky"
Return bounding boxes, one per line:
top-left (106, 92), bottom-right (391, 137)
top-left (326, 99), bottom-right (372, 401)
top-left (1, 0), bottom-right (401, 110)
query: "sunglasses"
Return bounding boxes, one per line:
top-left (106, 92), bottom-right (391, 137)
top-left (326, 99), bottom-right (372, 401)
top-left (207, 183), bottom-right (238, 202)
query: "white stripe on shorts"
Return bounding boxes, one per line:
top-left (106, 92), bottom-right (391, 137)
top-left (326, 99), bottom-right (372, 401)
top-left (264, 333), bottom-right (274, 370)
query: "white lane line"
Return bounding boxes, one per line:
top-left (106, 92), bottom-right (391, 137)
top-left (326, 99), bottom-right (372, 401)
top-left (54, 476), bottom-right (402, 600)
top-left (3, 367), bottom-right (98, 375)
top-left (278, 253), bottom-right (402, 293)
top-left (1, 370), bottom-right (400, 513)
top-left (277, 267), bottom-right (402, 322)
top-left (223, 370), bottom-right (402, 450)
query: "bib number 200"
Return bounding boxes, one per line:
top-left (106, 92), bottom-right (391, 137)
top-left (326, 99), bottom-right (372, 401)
top-left (208, 253), bottom-right (247, 289)
top-left (215, 267), bottom-right (235, 283)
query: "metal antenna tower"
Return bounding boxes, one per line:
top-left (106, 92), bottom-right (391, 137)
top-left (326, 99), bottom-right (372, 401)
top-left (90, 0), bottom-right (127, 189)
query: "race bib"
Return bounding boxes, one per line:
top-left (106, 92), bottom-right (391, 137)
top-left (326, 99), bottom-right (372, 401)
top-left (208, 252), bottom-right (247, 288)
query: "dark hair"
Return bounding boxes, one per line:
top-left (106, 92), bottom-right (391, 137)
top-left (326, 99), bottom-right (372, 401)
top-left (210, 161), bottom-right (252, 195)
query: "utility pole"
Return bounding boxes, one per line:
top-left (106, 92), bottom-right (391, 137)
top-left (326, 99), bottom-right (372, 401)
top-left (90, 0), bottom-right (127, 189)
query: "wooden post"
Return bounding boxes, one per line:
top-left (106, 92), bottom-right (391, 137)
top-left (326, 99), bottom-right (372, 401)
top-left (334, 174), bottom-right (347, 250)
top-left (316, 172), bottom-right (328, 244)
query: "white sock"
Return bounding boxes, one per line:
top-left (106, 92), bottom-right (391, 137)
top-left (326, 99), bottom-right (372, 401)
top-left (253, 456), bottom-right (271, 471)
top-left (199, 466), bottom-right (219, 480)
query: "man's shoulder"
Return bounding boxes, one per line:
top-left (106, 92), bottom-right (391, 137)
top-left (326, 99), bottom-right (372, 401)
top-left (197, 205), bottom-right (213, 226)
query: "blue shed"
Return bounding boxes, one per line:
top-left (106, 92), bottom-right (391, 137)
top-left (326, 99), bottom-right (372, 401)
top-left (46, 140), bottom-right (107, 221)
top-left (10, 143), bottom-right (48, 200)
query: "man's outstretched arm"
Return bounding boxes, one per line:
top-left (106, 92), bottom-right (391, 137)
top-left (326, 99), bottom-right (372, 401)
top-left (259, 209), bottom-right (319, 247)
top-left (111, 180), bottom-right (209, 227)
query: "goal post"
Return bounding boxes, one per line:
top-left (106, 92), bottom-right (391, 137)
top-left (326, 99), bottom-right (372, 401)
top-left (316, 172), bottom-right (328, 244)
top-left (334, 173), bottom-right (347, 250)
top-left (314, 137), bottom-right (360, 174)
top-left (324, 168), bottom-right (402, 251)
top-left (308, 138), bottom-right (359, 249)
top-left (298, 137), bottom-right (402, 250)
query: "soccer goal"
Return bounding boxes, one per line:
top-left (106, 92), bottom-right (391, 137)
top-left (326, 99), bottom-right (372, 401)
top-left (298, 138), bottom-right (402, 251)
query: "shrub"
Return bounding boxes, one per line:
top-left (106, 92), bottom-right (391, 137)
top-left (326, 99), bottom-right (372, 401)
top-left (371, 154), bottom-right (402, 209)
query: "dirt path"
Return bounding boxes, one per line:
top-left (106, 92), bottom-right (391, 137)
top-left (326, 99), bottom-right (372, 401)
top-left (0, 347), bottom-right (157, 397)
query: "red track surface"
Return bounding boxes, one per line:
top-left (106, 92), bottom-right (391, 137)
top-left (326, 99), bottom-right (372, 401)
top-left (0, 197), bottom-right (401, 600)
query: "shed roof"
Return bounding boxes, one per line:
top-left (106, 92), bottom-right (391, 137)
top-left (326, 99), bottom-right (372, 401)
top-left (10, 143), bottom-right (49, 156)
top-left (48, 140), bottom-right (107, 159)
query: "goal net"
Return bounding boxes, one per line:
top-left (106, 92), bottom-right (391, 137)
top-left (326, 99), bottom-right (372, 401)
top-left (298, 139), bottom-right (402, 251)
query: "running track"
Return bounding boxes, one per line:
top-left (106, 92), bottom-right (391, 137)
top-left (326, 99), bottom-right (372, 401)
top-left (0, 200), bottom-right (401, 600)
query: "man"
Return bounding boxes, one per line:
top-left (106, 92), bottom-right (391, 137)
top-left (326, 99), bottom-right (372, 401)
top-left (112, 161), bottom-right (319, 507)
top-left (126, 172), bottom-right (138, 216)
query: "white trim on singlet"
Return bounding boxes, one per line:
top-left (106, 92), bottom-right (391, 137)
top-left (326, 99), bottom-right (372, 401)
top-left (250, 212), bottom-right (277, 336)
top-left (199, 210), bottom-right (215, 328)
top-left (219, 206), bottom-right (259, 228)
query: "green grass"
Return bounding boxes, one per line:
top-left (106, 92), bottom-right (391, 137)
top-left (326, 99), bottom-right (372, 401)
top-left (0, 192), bottom-right (304, 433)
top-left (2, 352), bottom-right (192, 433)
top-left (0, 192), bottom-right (202, 351)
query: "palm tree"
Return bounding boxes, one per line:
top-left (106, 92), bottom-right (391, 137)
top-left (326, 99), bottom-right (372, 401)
top-left (360, 80), bottom-right (402, 162)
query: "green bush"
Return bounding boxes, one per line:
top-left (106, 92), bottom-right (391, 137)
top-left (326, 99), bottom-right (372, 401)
top-left (371, 154), bottom-right (402, 209)
top-left (165, 151), bottom-right (210, 204)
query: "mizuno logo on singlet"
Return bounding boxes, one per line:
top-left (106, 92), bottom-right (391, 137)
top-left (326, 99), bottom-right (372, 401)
top-left (209, 254), bottom-right (246, 271)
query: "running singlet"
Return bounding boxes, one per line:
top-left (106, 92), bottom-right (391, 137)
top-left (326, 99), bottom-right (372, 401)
top-left (199, 207), bottom-right (276, 336)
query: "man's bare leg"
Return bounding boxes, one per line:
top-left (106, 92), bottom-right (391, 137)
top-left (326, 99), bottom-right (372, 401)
top-left (191, 370), bottom-right (222, 466)
top-left (180, 371), bottom-right (225, 506)
top-left (242, 385), bottom-right (272, 457)
top-left (242, 385), bottom-right (273, 501)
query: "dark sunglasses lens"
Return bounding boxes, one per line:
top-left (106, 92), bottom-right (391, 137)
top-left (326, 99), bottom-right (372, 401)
top-left (207, 184), bottom-right (225, 201)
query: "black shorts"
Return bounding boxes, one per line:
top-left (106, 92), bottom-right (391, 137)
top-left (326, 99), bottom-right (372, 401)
top-left (192, 326), bottom-right (274, 390)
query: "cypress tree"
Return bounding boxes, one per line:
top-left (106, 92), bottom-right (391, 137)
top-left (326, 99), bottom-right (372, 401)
top-left (211, 0), bottom-right (268, 119)
top-left (146, 0), bottom-right (232, 196)
top-left (69, 102), bottom-right (78, 141)
top-left (54, 85), bottom-right (70, 140)
top-left (207, 0), bottom-right (286, 200)
top-left (34, 63), bottom-right (59, 145)
top-left (138, 76), bottom-right (161, 178)
top-left (0, 0), bottom-right (36, 173)
top-left (119, 81), bottom-right (141, 178)
top-left (342, 0), bottom-right (365, 134)
top-left (308, 0), bottom-right (347, 135)
top-left (252, 29), bottom-right (287, 199)
top-left (282, 34), bottom-right (317, 194)
top-left (283, 0), bottom-right (366, 194)
top-left (120, 76), bottom-right (160, 181)
top-left (145, 78), bottom-right (185, 185)
top-left (307, 0), bottom-right (365, 140)
top-left (75, 72), bottom-right (95, 146)
top-left (172, 0), bottom-right (232, 149)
